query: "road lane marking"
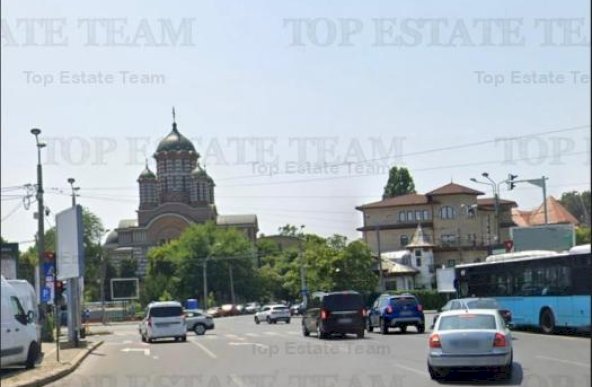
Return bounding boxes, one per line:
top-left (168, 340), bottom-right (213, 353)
top-left (245, 333), bottom-right (261, 337)
top-left (190, 340), bottom-right (218, 359)
top-left (121, 347), bottom-right (150, 356)
top-left (229, 374), bottom-right (247, 387)
top-left (536, 355), bottom-right (589, 368)
top-left (225, 334), bottom-right (246, 341)
top-left (228, 342), bottom-right (270, 350)
top-left (393, 363), bottom-right (427, 377)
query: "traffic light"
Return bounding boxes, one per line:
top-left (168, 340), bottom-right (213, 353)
top-left (507, 174), bottom-right (518, 190)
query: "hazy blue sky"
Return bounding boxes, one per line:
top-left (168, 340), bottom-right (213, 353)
top-left (1, 1), bottom-right (590, 247)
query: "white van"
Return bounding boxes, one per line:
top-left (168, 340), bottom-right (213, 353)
top-left (1, 276), bottom-right (39, 369)
top-left (139, 301), bottom-right (186, 343)
top-left (7, 280), bottom-right (39, 328)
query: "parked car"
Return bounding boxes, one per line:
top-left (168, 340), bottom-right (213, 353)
top-left (428, 309), bottom-right (513, 380)
top-left (245, 302), bottom-right (260, 314)
top-left (431, 298), bottom-right (512, 328)
top-left (1, 276), bottom-right (39, 369)
top-left (367, 293), bottom-right (425, 334)
top-left (139, 301), bottom-right (186, 343)
top-left (254, 304), bottom-right (291, 324)
top-left (301, 291), bottom-right (365, 339)
top-left (184, 309), bottom-right (214, 335)
top-left (220, 304), bottom-right (240, 317)
top-left (290, 302), bottom-right (303, 316)
top-left (236, 304), bottom-right (246, 314)
top-left (207, 306), bottom-right (222, 318)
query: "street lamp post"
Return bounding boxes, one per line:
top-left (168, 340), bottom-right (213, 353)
top-left (67, 178), bottom-right (80, 207)
top-left (99, 229), bottom-right (111, 324)
top-left (31, 128), bottom-right (46, 352)
top-left (470, 173), bottom-right (507, 248)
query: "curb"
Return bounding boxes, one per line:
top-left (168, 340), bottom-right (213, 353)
top-left (14, 340), bottom-right (104, 387)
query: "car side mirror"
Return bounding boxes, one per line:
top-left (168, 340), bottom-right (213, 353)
top-left (26, 310), bottom-right (35, 324)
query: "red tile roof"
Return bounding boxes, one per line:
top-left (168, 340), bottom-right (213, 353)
top-left (426, 183), bottom-right (484, 196)
top-left (511, 196), bottom-right (579, 226)
top-left (355, 193), bottom-right (430, 210)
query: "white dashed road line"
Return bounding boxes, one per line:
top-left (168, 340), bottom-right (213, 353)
top-left (536, 355), bottom-right (589, 368)
top-left (189, 340), bottom-right (218, 359)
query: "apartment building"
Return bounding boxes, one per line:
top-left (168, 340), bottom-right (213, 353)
top-left (356, 182), bottom-right (517, 269)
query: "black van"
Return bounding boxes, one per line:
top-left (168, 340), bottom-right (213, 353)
top-left (301, 291), bottom-right (365, 339)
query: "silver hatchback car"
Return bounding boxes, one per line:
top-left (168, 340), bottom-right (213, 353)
top-left (427, 309), bottom-right (513, 380)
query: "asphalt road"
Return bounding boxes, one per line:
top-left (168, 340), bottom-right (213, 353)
top-left (52, 312), bottom-right (591, 387)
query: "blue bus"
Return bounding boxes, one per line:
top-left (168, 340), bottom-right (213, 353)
top-left (455, 245), bottom-right (591, 334)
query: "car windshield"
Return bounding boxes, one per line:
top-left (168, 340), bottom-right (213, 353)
top-left (465, 299), bottom-right (500, 309)
top-left (149, 306), bottom-right (182, 318)
top-left (273, 306), bottom-right (288, 311)
top-left (438, 314), bottom-right (497, 330)
top-left (391, 297), bottom-right (417, 306)
top-left (322, 294), bottom-right (363, 311)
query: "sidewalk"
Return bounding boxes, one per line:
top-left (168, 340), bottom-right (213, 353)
top-left (0, 338), bottom-right (103, 387)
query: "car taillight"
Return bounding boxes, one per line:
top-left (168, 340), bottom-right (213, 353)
top-left (360, 308), bottom-right (366, 317)
top-left (429, 334), bottom-right (441, 348)
top-left (147, 318), bottom-right (152, 327)
top-left (386, 305), bottom-right (393, 314)
top-left (493, 332), bottom-right (507, 347)
top-left (320, 309), bottom-right (329, 320)
top-left (417, 304), bottom-right (423, 312)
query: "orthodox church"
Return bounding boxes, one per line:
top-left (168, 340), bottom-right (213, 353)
top-left (104, 110), bottom-right (258, 276)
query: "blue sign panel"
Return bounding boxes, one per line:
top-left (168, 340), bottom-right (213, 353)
top-left (41, 287), bottom-right (51, 303)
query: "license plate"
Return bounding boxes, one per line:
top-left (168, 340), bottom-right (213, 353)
top-left (338, 318), bottom-right (352, 324)
top-left (399, 311), bottom-right (412, 316)
top-left (452, 339), bottom-right (478, 348)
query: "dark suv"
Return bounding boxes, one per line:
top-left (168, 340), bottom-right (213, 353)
top-left (367, 293), bottom-right (425, 334)
top-left (302, 291), bottom-right (365, 339)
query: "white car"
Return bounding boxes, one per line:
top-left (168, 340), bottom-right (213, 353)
top-left (428, 309), bottom-right (513, 380)
top-left (254, 304), bottom-right (291, 324)
top-left (139, 301), bottom-right (187, 343)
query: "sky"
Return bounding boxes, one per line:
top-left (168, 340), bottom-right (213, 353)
top-left (1, 1), bottom-right (590, 248)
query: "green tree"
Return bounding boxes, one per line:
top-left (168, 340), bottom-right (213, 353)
top-left (383, 166), bottom-right (416, 199)
top-left (144, 222), bottom-right (258, 305)
top-left (576, 227), bottom-right (591, 245)
top-left (278, 224), bottom-right (305, 237)
top-left (559, 191), bottom-right (591, 226)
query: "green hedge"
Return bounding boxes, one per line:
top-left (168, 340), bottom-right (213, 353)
top-left (365, 290), bottom-right (453, 311)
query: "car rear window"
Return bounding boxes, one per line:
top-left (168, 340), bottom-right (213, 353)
top-left (391, 296), bottom-right (418, 306)
top-left (150, 306), bottom-right (182, 317)
top-left (273, 306), bottom-right (288, 311)
top-left (322, 294), bottom-right (363, 311)
top-left (438, 314), bottom-right (497, 330)
top-left (466, 299), bottom-right (499, 309)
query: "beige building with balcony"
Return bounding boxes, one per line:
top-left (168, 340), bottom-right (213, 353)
top-left (356, 182), bottom-right (517, 270)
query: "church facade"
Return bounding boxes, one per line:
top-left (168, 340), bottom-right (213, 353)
top-left (104, 113), bottom-right (258, 276)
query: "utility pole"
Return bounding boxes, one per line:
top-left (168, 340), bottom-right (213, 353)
top-left (299, 237), bottom-right (308, 306)
top-left (509, 176), bottom-right (549, 224)
top-left (66, 178), bottom-right (82, 345)
top-left (228, 263), bottom-right (235, 305)
top-left (202, 258), bottom-right (208, 309)
top-left (376, 226), bottom-right (384, 292)
top-left (31, 128), bottom-right (46, 353)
